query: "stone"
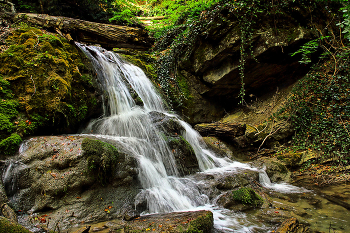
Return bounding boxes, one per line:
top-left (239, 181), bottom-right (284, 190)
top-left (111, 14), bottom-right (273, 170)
top-left (202, 137), bottom-right (234, 159)
top-left (2, 136), bottom-right (141, 232)
top-left (276, 217), bottom-right (309, 233)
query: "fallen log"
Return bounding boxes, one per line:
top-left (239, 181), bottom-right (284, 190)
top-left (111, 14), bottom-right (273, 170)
top-left (14, 13), bottom-right (154, 50)
top-left (194, 122), bottom-right (246, 140)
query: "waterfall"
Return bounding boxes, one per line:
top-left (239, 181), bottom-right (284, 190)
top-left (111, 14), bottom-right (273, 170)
top-left (75, 43), bottom-right (306, 227)
top-left (76, 43), bottom-right (222, 213)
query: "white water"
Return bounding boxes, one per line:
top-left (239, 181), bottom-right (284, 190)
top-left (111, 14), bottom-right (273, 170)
top-left (259, 169), bottom-right (309, 193)
top-left (76, 43), bottom-right (305, 231)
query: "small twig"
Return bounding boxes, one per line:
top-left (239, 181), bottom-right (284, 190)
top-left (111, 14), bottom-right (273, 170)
top-left (254, 122), bottom-right (269, 136)
top-left (31, 30), bottom-right (40, 48)
top-left (321, 45), bottom-right (337, 78)
top-left (30, 75), bottom-right (36, 97)
top-left (257, 119), bottom-right (276, 154)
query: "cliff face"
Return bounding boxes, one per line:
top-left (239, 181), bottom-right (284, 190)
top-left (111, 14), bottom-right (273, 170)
top-left (156, 1), bottom-right (339, 124)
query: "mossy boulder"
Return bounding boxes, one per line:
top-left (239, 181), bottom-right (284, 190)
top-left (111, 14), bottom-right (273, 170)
top-left (218, 187), bottom-right (263, 212)
top-left (149, 111), bottom-right (185, 137)
top-left (277, 152), bottom-right (303, 168)
top-left (82, 137), bottom-right (119, 185)
top-left (252, 157), bottom-right (290, 183)
top-left (167, 135), bottom-right (200, 176)
top-left (3, 136), bottom-right (140, 232)
top-left (232, 187), bottom-right (263, 207)
top-left (185, 210), bottom-right (213, 233)
top-left (0, 26), bottom-right (102, 156)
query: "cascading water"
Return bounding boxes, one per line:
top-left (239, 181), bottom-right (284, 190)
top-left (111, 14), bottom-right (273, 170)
top-left (76, 43), bottom-right (227, 214)
top-left (75, 43), bottom-right (307, 231)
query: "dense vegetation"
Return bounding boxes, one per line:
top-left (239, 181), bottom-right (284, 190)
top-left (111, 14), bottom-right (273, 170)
top-left (279, 24), bottom-right (350, 166)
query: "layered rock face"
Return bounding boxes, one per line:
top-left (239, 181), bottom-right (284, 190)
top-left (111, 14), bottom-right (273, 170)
top-left (174, 2), bottom-right (334, 124)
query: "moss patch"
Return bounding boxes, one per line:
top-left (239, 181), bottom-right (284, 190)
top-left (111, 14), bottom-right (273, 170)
top-left (0, 25), bottom-right (100, 156)
top-left (82, 138), bottom-right (119, 185)
top-left (277, 152), bottom-right (303, 168)
top-left (232, 187), bottom-right (263, 207)
top-left (0, 216), bottom-right (31, 233)
top-left (186, 211), bottom-right (213, 233)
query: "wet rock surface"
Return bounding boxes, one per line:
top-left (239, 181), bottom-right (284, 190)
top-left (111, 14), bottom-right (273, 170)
top-left (68, 210), bottom-right (213, 233)
top-left (149, 111), bottom-right (200, 176)
top-left (0, 135), bottom-right (140, 231)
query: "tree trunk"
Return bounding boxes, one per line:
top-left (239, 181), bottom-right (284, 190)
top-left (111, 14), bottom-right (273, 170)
top-left (14, 13), bottom-right (154, 50)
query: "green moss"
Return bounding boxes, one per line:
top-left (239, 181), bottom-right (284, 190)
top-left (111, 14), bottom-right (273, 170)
top-left (119, 52), bottom-right (157, 80)
top-left (82, 138), bottom-right (119, 185)
top-left (0, 216), bottom-right (31, 233)
top-left (179, 136), bottom-right (195, 155)
top-left (276, 153), bottom-right (302, 168)
top-left (0, 25), bottom-right (100, 137)
top-left (232, 187), bottom-right (263, 207)
top-left (0, 133), bottom-right (22, 156)
top-left (186, 211), bottom-right (213, 233)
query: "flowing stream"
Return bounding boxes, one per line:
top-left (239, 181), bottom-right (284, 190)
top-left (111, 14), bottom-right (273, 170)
top-left (75, 43), bottom-right (307, 231)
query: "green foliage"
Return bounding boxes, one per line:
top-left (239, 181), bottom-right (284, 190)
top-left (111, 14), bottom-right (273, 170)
top-left (291, 36), bottom-right (329, 64)
top-left (82, 138), bottom-right (119, 185)
top-left (232, 187), bottom-right (263, 207)
top-left (279, 45), bottom-right (350, 165)
top-left (145, 0), bottom-right (220, 30)
top-left (337, 2), bottom-right (350, 42)
top-left (109, 9), bottom-right (139, 26)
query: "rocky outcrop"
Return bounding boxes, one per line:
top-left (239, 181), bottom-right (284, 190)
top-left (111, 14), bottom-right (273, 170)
top-left (13, 13), bottom-right (153, 50)
top-left (1, 136), bottom-right (140, 231)
top-left (170, 2), bottom-right (337, 124)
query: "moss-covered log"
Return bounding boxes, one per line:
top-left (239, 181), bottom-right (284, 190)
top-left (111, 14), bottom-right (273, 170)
top-left (14, 13), bottom-right (154, 50)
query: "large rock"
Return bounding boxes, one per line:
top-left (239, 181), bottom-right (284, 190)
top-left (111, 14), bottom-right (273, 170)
top-left (149, 111), bottom-right (200, 176)
top-left (1, 136), bottom-right (140, 231)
